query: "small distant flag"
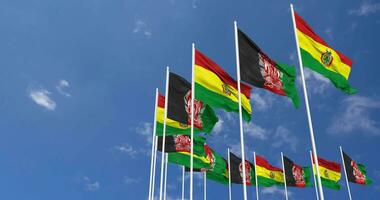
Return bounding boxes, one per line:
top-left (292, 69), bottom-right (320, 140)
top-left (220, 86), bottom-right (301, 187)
top-left (313, 156), bottom-right (341, 190)
top-left (229, 152), bottom-right (256, 185)
top-left (237, 28), bottom-right (300, 108)
top-left (294, 12), bottom-right (356, 94)
top-left (283, 156), bottom-right (311, 187)
top-left (167, 142), bottom-right (211, 170)
top-left (342, 151), bottom-right (373, 185)
top-left (194, 49), bottom-right (252, 121)
top-left (156, 135), bottom-right (205, 153)
top-left (255, 155), bottom-right (284, 187)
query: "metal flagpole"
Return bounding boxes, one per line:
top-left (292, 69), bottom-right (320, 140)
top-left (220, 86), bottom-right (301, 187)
top-left (182, 166), bottom-right (185, 200)
top-left (310, 150), bottom-right (320, 200)
top-left (228, 148), bottom-right (232, 200)
top-left (340, 146), bottom-right (353, 200)
top-left (164, 154), bottom-right (168, 200)
top-left (290, 4), bottom-right (325, 200)
top-left (253, 151), bottom-right (259, 200)
top-left (281, 152), bottom-right (289, 200)
top-left (151, 136), bottom-right (158, 200)
top-left (190, 43), bottom-right (195, 200)
top-left (204, 172), bottom-right (207, 200)
top-left (233, 20), bottom-right (248, 200)
top-left (159, 67), bottom-right (170, 200)
top-left (148, 89), bottom-right (159, 200)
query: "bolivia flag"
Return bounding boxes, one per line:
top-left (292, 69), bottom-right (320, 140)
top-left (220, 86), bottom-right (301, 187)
top-left (294, 12), bottom-right (357, 94)
top-left (194, 49), bottom-right (252, 122)
top-left (168, 143), bottom-right (211, 170)
top-left (313, 156), bottom-right (341, 190)
top-left (342, 151), bottom-right (373, 185)
top-left (156, 93), bottom-right (218, 136)
top-left (237, 28), bottom-right (300, 108)
top-left (255, 155), bottom-right (284, 187)
top-left (283, 155), bottom-right (312, 188)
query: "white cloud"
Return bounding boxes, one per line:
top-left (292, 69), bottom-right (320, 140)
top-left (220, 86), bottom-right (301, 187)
top-left (349, 1), bottom-right (380, 16)
top-left (136, 122), bottom-right (153, 143)
top-left (299, 68), bottom-right (331, 94)
top-left (328, 95), bottom-right (380, 135)
top-left (133, 19), bottom-right (152, 37)
top-left (271, 126), bottom-right (299, 152)
top-left (124, 177), bottom-right (141, 184)
top-left (212, 119), bottom-right (223, 134)
top-left (244, 122), bottom-right (269, 140)
top-left (251, 91), bottom-right (275, 111)
top-left (115, 143), bottom-right (138, 158)
top-left (83, 176), bottom-right (100, 191)
top-left (261, 186), bottom-right (292, 198)
top-left (56, 79), bottom-right (71, 97)
top-left (29, 88), bottom-right (56, 111)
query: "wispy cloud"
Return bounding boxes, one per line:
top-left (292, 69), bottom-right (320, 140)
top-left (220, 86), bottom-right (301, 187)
top-left (261, 186), bottom-right (292, 198)
top-left (244, 122), bottom-right (269, 140)
top-left (56, 79), bottom-right (71, 97)
top-left (83, 176), bottom-right (100, 191)
top-left (114, 143), bottom-right (138, 158)
top-left (251, 91), bottom-right (275, 111)
top-left (213, 119), bottom-right (224, 134)
top-left (349, 1), bottom-right (380, 16)
top-left (324, 28), bottom-right (333, 40)
top-left (29, 88), bottom-right (56, 111)
top-left (136, 122), bottom-right (153, 143)
top-left (133, 19), bottom-right (152, 37)
top-left (192, 0), bottom-right (197, 8)
top-left (271, 126), bottom-right (299, 152)
top-left (299, 68), bottom-right (331, 94)
top-left (328, 95), bottom-right (380, 135)
top-left (124, 176), bottom-right (141, 184)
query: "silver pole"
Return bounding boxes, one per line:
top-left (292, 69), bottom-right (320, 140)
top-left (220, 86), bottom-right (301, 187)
top-left (182, 166), bottom-right (185, 200)
top-left (151, 136), bottom-right (158, 200)
top-left (204, 172), bottom-right (207, 200)
top-left (281, 152), bottom-right (289, 200)
top-left (159, 67), bottom-right (170, 200)
top-left (253, 152), bottom-right (259, 200)
top-left (190, 43), bottom-right (195, 200)
top-left (310, 150), bottom-right (320, 200)
top-left (148, 89), bottom-right (159, 200)
top-left (290, 4), bottom-right (324, 200)
top-left (233, 20), bottom-right (248, 200)
top-left (163, 154), bottom-right (168, 200)
top-left (340, 146), bottom-right (353, 200)
top-left (228, 148), bottom-right (232, 200)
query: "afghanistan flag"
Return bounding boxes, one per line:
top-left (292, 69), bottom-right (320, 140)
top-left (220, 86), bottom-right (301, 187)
top-left (283, 156), bottom-right (311, 187)
top-left (255, 155), bottom-right (284, 187)
top-left (313, 156), bottom-right (341, 190)
top-left (342, 151), bottom-right (373, 185)
top-left (229, 152), bottom-right (256, 185)
top-left (167, 142), bottom-right (211, 170)
top-left (194, 49), bottom-right (252, 121)
top-left (156, 73), bottom-right (219, 136)
top-left (157, 135), bottom-right (205, 153)
top-left (294, 12), bottom-right (356, 94)
top-left (237, 29), bottom-right (300, 108)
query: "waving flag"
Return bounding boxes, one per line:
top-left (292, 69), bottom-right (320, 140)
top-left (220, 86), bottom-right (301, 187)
top-left (157, 135), bottom-right (205, 153)
top-left (194, 49), bottom-right (252, 121)
top-left (342, 151), bottom-right (373, 185)
top-left (313, 156), bottom-right (341, 190)
top-left (294, 12), bottom-right (356, 94)
top-left (237, 29), bottom-right (300, 108)
top-left (283, 156), bottom-right (311, 187)
top-left (229, 152), bottom-right (256, 185)
top-left (255, 155), bottom-right (284, 186)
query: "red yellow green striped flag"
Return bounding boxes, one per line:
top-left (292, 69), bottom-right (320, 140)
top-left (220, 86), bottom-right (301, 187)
top-left (313, 156), bottom-right (341, 190)
top-left (155, 93), bottom-right (218, 136)
top-left (295, 12), bottom-right (357, 94)
top-left (194, 49), bottom-right (252, 122)
top-left (255, 155), bottom-right (284, 187)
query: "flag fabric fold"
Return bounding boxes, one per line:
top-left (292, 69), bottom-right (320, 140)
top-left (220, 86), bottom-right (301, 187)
top-left (229, 152), bottom-right (256, 185)
top-left (313, 156), bottom-right (341, 190)
top-left (342, 151), bottom-right (373, 185)
top-left (283, 156), bottom-right (312, 187)
top-left (294, 12), bottom-right (357, 94)
top-left (194, 49), bottom-right (252, 121)
top-left (255, 155), bottom-right (284, 187)
top-left (237, 29), bottom-right (300, 108)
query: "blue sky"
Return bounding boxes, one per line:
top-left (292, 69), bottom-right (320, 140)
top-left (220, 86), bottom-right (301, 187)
top-left (0, 0), bottom-right (379, 199)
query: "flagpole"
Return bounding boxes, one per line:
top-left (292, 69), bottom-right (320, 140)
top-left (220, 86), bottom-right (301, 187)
top-left (151, 136), bottom-right (158, 200)
top-left (190, 42), bottom-right (195, 200)
top-left (290, 4), bottom-right (325, 200)
top-left (281, 152), bottom-right (289, 200)
top-left (204, 172), bottom-right (207, 200)
top-left (159, 67), bottom-right (170, 200)
top-left (181, 166), bottom-right (185, 200)
top-left (228, 148), bottom-right (232, 200)
top-left (310, 150), bottom-right (320, 200)
top-left (253, 151), bottom-right (259, 200)
top-left (340, 146), bottom-right (353, 200)
top-left (234, 20), bottom-right (248, 200)
top-left (148, 89), bottom-right (159, 200)
top-left (164, 154), bottom-right (168, 200)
